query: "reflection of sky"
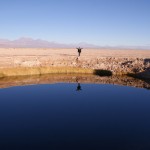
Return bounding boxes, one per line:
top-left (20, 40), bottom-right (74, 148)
top-left (0, 83), bottom-right (150, 149)
top-left (0, 0), bottom-right (150, 46)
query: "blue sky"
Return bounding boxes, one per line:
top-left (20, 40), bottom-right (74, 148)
top-left (0, 0), bottom-right (150, 46)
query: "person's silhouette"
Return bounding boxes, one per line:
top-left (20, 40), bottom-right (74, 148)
top-left (76, 47), bottom-right (83, 57)
top-left (76, 83), bottom-right (82, 91)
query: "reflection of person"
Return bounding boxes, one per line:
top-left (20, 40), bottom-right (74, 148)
top-left (77, 47), bottom-right (83, 57)
top-left (76, 83), bottom-right (82, 91)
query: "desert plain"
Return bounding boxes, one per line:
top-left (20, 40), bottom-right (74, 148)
top-left (0, 48), bottom-right (150, 58)
top-left (0, 48), bottom-right (150, 78)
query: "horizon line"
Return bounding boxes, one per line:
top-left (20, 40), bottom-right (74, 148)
top-left (0, 37), bottom-right (150, 49)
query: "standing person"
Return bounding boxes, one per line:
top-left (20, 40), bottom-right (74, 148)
top-left (77, 47), bottom-right (83, 57)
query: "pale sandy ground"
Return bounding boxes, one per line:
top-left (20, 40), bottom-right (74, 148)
top-left (0, 48), bottom-right (150, 58)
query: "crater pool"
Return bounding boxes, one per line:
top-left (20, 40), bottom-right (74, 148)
top-left (0, 80), bottom-right (150, 150)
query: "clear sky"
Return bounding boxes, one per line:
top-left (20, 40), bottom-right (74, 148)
top-left (0, 0), bottom-right (150, 46)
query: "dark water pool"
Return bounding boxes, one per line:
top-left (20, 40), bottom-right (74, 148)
top-left (0, 83), bottom-right (150, 150)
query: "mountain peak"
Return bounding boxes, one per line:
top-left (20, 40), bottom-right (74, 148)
top-left (0, 38), bottom-right (100, 48)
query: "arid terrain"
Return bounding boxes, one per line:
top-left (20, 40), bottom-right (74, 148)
top-left (0, 48), bottom-right (150, 58)
top-left (0, 48), bottom-right (150, 78)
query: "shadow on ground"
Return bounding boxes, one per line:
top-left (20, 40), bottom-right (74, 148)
top-left (127, 67), bottom-right (150, 79)
top-left (93, 69), bottom-right (112, 76)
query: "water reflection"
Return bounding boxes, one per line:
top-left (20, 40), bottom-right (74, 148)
top-left (0, 74), bottom-right (150, 90)
top-left (76, 83), bottom-right (82, 91)
top-left (0, 75), bottom-right (150, 150)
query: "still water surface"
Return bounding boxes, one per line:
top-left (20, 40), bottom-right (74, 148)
top-left (0, 82), bottom-right (150, 150)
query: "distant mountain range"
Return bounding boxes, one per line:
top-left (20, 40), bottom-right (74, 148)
top-left (0, 37), bottom-right (100, 48)
top-left (0, 37), bottom-right (149, 49)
